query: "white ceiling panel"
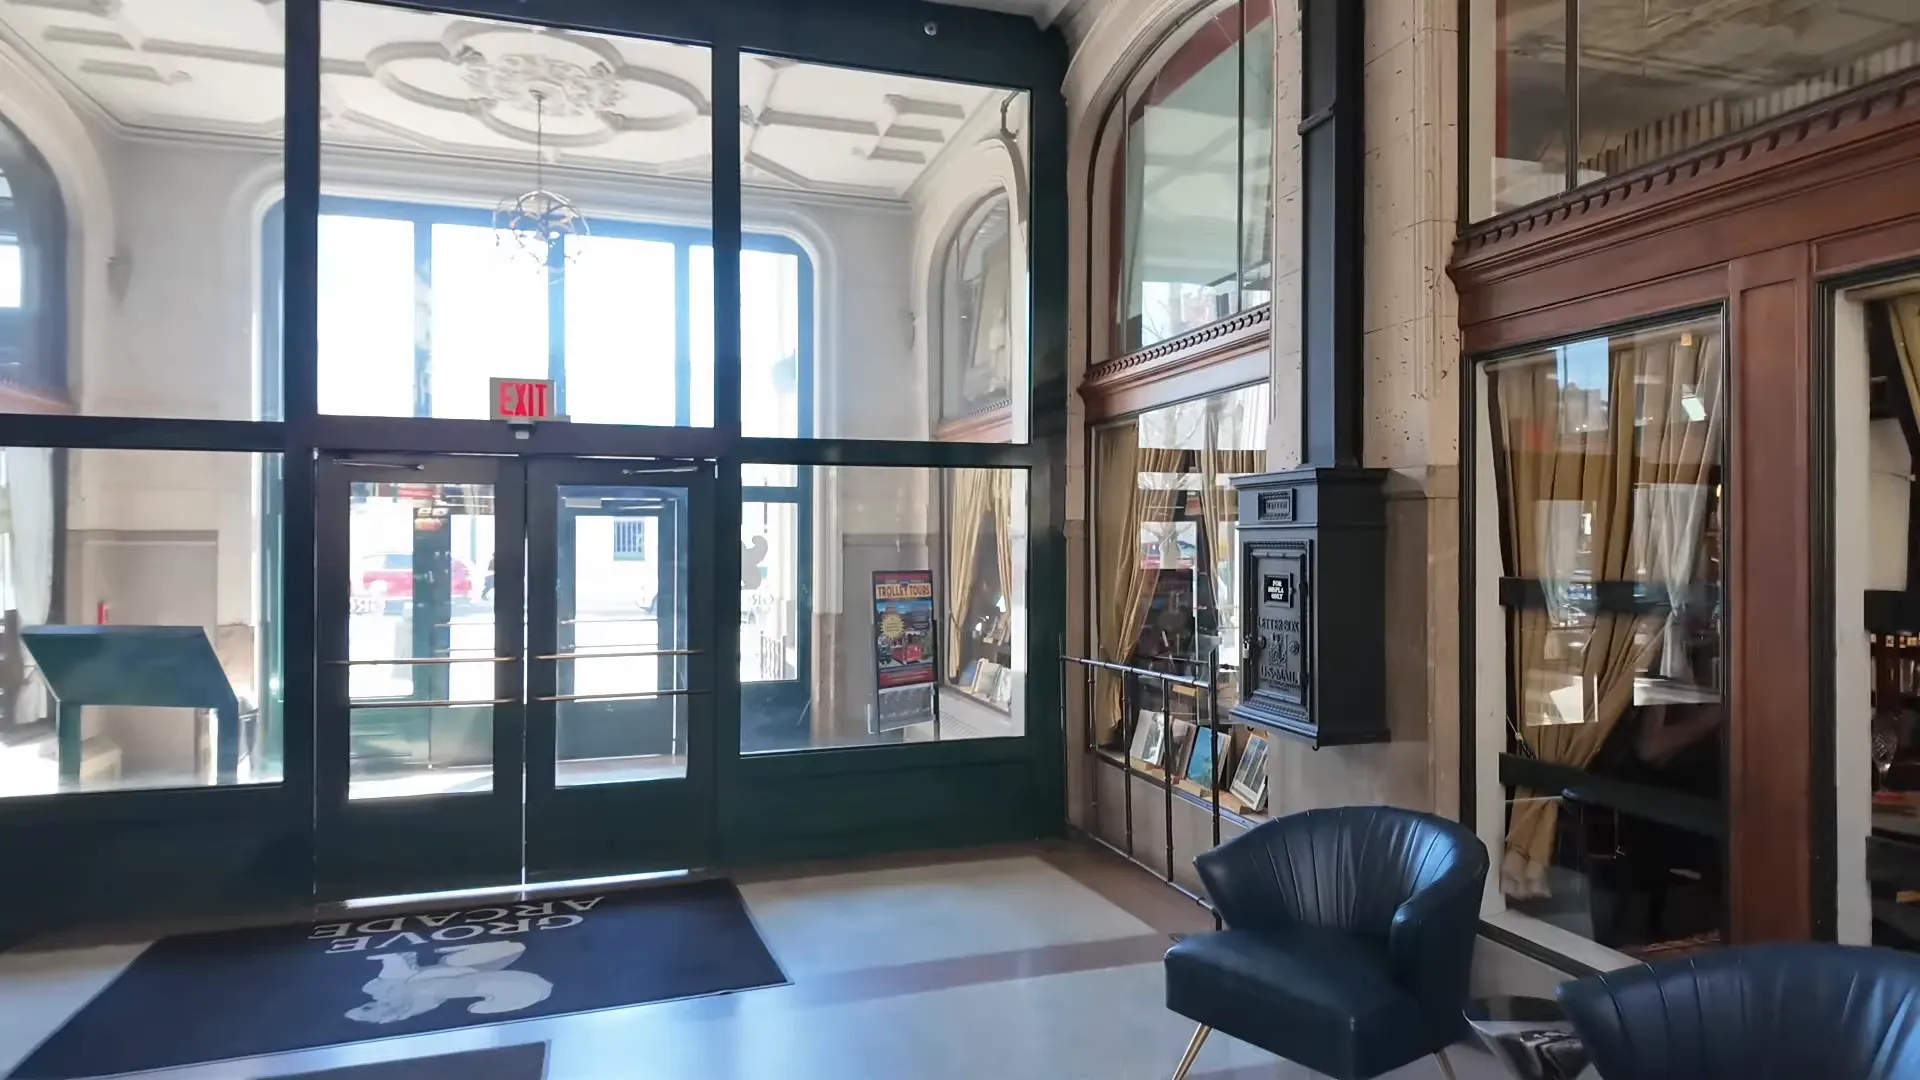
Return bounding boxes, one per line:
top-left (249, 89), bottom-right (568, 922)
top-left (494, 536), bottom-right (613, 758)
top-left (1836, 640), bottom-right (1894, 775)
top-left (0, 0), bottom-right (1017, 200)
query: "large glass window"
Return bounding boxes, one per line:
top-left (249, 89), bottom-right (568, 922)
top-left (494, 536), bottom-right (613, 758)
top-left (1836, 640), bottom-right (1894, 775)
top-left (1481, 312), bottom-right (1726, 957)
top-left (1465, 0), bottom-right (1920, 222)
top-left (0, 117), bottom-right (64, 410)
top-left (1849, 281), bottom-right (1920, 953)
top-left (742, 465), bottom-right (1028, 753)
top-left (1109, 0), bottom-right (1274, 353)
top-left (740, 53), bottom-right (1030, 442)
top-left (1088, 384), bottom-right (1267, 811)
top-left (317, 2), bottom-right (717, 424)
top-left (304, 198), bottom-right (808, 427)
top-left (0, 449), bottom-right (282, 796)
top-left (0, 2), bottom-right (282, 419)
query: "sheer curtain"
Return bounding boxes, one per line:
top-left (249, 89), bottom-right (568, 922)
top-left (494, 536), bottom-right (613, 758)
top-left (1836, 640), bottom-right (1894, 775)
top-left (1492, 329), bottom-right (1722, 898)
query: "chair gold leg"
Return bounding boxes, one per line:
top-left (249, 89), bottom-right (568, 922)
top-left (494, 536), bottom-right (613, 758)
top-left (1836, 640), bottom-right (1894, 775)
top-left (1434, 1047), bottom-right (1460, 1080)
top-left (1171, 1024), bottom-right (1211, 1080)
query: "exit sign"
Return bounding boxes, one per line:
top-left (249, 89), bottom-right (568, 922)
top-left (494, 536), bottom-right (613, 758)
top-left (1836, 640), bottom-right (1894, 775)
top-left (489, 377), bottom-right (563, 422)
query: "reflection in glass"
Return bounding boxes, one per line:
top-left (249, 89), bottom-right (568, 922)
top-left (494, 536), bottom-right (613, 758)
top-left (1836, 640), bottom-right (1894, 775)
top-left (1467, 0), bottom-right (1920, 221)
top-left (1863, 289), bottom-right (1920, 953)
top-left (1116, 0), bottom-right (1275, 352)
top-left (0, 450), bottom-right (280, 797)
top-left (553, 486), bottom-right (689, 787)
top-left (346, 481), bottom-right (497, 800)
top-left (741, 466), bottom-right (1028, 753)
top-left (741, 500), bottom-right (800, 683)
top-left (1486, 312), bottom-right (1726, 955)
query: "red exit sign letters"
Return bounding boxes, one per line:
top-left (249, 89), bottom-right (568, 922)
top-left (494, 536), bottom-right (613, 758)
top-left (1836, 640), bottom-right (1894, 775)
top-left (489, 377), bottom-right (563, 422)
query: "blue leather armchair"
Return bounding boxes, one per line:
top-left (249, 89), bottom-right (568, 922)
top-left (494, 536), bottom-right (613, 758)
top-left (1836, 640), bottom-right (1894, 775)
top-left (1164, 806), bottom-right (1490, 1080)
top-left (1559, 942), bottom-right (1920, 1080)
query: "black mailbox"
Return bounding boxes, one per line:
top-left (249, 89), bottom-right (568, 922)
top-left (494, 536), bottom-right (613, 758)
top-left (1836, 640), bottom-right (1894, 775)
top-left (1229, 466), bottom-right (1390, 747)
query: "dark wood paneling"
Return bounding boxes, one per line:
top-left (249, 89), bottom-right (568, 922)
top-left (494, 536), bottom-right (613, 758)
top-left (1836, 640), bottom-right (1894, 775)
top-left (1725, 246), bottom-right (1815, 943)
top-left (1814, 212), bottom-right (1920, 278)
top-left (1452, 73), bottom-right (1920, 947)
top-left (1460, 266), bottom-right (1728, 355)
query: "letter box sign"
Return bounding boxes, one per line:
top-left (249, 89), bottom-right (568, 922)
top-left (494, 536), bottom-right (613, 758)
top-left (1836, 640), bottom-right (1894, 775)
top-left (490, 377), bottom-right (562, 422)
top-left (1250, 545), bottom-right (1310, 717)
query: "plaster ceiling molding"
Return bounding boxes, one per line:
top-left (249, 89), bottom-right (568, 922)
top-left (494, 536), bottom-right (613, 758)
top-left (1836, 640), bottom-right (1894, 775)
top-left (323, 12), bottom-right (714, 176)
top-left (0, 0), bottom-right (287, 135)
top-left (741, 52), bottom-right (998, 201)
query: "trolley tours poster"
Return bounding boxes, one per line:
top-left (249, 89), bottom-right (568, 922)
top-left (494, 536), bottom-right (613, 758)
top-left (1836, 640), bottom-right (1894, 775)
top-left (872, 570), bottom-right (938, 732)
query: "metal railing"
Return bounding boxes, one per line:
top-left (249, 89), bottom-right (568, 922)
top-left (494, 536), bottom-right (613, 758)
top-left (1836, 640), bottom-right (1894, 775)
top-left (1063, 649), bottom-right (1227, 913)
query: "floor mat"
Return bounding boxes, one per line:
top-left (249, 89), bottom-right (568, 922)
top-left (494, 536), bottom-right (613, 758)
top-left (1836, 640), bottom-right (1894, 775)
top-left (12, 880), bottom-right (783, 1079)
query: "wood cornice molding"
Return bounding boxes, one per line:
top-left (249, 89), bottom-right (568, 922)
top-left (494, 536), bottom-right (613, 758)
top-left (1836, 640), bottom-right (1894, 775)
top-left (1451, 67), bottom-right (1920, 291)
top-left (935, 401), bottom-right (1014, 443)
top-left (1080, 303), bottom-right (1271, 419)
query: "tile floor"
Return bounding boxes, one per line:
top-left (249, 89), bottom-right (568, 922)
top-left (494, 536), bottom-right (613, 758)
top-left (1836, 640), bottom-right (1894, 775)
top-left (0, 846), bottom-right (1507, 1080)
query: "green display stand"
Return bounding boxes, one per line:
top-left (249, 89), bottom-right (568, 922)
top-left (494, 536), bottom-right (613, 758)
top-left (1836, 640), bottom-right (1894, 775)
top-left (19, 626), bottom-right (240, 786)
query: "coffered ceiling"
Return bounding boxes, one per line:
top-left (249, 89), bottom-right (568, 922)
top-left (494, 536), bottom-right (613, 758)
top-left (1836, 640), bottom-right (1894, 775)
top-left (0, 0), bottom-right (1018, 201)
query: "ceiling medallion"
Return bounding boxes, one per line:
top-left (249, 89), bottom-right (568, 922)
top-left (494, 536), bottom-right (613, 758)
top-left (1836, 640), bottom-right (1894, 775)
top-left (493, 90), bottom-right (588, 274)
top-left (458, 48), bottom-right (625, 117)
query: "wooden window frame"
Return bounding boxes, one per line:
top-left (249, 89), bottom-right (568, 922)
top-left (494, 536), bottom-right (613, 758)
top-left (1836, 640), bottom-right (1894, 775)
top-left (1451, 67), bottom-right (1920, 946)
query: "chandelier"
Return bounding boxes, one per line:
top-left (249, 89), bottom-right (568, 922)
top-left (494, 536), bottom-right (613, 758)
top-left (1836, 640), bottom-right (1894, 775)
top-left (495, 89), bottom-right (587, 270)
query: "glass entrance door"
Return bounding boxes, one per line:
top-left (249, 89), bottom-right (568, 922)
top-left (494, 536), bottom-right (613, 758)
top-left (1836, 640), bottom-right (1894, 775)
top-left (524, 459), bottom-right (713, 882)
top-left (315, 454), bottom-right (711, 900)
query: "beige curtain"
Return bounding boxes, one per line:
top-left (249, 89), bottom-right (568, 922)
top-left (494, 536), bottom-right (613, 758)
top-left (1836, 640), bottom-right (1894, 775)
top-left (1092, 423), bottom-right (1182, 742)
top-left (946, 470), bottom-right (993, 679)
top-left (1890, 297), bottom-right (1920, 425)
top-left (1494, 328), bottom-right (1723, 899)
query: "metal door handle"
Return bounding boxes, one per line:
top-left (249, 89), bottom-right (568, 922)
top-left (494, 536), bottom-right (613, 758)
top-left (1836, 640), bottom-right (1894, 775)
top-left (536, 689), bottom-right (708, 703)
top-left (349, 697), bottom-right (515, 709)
top-left (329, 656), bottom-right (518, 666)
top-left (535, 649), bottom-right (702, 661)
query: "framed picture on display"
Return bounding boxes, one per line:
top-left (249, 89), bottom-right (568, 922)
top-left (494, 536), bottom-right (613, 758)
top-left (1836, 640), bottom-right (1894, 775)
top-left (1186, 727), bottom-right (1229, 788)
top-left (1167, 718), bottom-right (1195, 774)
top-left (1129, 710), bottom-right (1167, 766)
top-left (1229, 729), bottom-right (1271, 811)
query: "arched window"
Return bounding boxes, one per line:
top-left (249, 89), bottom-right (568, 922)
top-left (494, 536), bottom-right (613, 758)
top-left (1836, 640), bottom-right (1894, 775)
top-left (1103, 0), bottom-right (1274, 356)
top-left (0, 111), bottom-right (63, 745)
top-left (0, 111), bottom-right (67, 407)
top-left (938, 191), bottom-right (1014, 423)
